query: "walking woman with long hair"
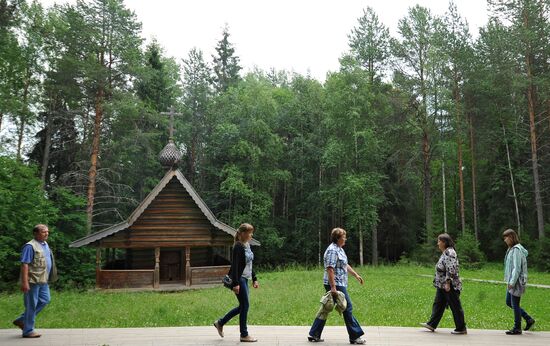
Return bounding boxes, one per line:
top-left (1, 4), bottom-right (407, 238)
top-left (502, 229), bottom-right (535, 335)
top-left (214, 223), bottom-right (259, 342)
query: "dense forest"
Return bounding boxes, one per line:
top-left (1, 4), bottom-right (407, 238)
top-left (1, 0), bottom-right (550, 289)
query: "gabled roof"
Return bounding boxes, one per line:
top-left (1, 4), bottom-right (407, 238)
top-left (70, 169), bottom-right (260, 247)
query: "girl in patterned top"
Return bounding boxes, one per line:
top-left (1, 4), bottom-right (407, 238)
top-left (420, 233), bottom-right (467, 334)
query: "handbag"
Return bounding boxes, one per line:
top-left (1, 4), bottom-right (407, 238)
top-left (222, 274), bottom-right (233, 289)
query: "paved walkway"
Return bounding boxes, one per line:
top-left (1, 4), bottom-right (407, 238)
top-left (417, 274), bottom-right (550, 289)
top-left (1, 326), bottom-right (549, 346)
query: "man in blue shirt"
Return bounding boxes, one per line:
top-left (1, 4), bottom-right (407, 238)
top-left (12, 224), bottom-right (57, 338)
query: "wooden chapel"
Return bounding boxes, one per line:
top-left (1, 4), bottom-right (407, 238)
top-left (70, 115), bottom-right (259, 290)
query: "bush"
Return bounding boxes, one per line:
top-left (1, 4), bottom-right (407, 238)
top-left (530, 229), bottom-right (550, 272)
top-left (403, 238), bottom-right (440, 265)
top-left (0, 157), bottom-right (58, 291)
top-left (0, 158), bottom-right (94, 291)
top-left (48, 187), bottom-right (95, 290)
top-left (455, 231), bottom-right (486, 269)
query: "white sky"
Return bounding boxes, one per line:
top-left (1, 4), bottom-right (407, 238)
top-left (38, 0), bottom-right (489, 82)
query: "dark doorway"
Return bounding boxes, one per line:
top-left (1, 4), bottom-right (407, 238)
top-left (160, 250), bottom-right (182, 282)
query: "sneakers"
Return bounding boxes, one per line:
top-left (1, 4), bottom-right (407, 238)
top-left (213, 320), bottom-right (224, 338)
top-left (308, 335), bottom-right (324, 342)
top-left (240, 335), bottom-right (258, 342)
top-left (506, 329), bottom-right (522, 335)
top-left (451, 329), bottom-right (467, 335)
top-left (525, 319), bottom-right (536, 331)
top-left (419, 322), bottom-right (435, 332)
top-left (350, 337), bottom-right (366, 344)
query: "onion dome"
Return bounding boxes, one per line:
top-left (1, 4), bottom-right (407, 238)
top-left (158, 139), bottom-right (181, 168)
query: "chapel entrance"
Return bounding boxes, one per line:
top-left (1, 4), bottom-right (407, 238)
top-left (160, 249), bottom-right (182, 282)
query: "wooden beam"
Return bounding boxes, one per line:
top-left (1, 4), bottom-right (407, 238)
top-left (185, 246), bottom-right (191, 286)
top-left (96, 248), bottom-right (101, 289)
top-left (184, 251), bottom-right (187, 286)
top-left (154, 247), bottom-right (160, 289)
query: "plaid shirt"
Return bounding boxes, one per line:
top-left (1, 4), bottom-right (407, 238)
top-left (323, 243), bottom-right (348, 287)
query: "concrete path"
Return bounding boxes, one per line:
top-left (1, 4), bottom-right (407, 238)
top-left (417, 274), bottom-right (550, 289)
top-left (1, 326), bottom-right (549, 346)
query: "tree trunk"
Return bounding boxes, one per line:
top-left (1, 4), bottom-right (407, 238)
top-left (371, 222), bottom-right (378, 266)
top-left (318, 166), bottom-right (322, 265)
top-left (0, 112), bottom-right (3, 132)
top-left (527, 78), bottom-right (544, 238)
top-left (468, 113), bottom-right (479, 240)
top-left (282, 181), bottom-right (287, 219)
top-left (86, 85), bottom-right (104, 234)
top-left (524, 11), bottom-right (545, 238)
top-left (359, 221), bottom-right (364, 266)
top-left (442, 160), bottom-right (448, 233)
top-left (17, 79), bottom-right (30, 161)
top-left (502, 124), bottom-right (521, 236)
top-left (40, 110), bottom-right (53, 188)
top-left (189, 134), bottom-right (196, 184)
top-left (16, 116), bottom-right (26, 161)
top-left (454, 80), bottom-right (466, 235)
top-left (420, 58), bottom-right (432, 239)
top-left (423, 129), bottom-right (432, 239)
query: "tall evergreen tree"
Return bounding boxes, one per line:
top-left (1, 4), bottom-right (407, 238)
top-left (10, 1), bottom-right (46, 160)
top-left (440, 1), bottom-right (474, 235)
top-left (489, 0), bottom-right (547, 238)
top-left (180, 47), bottom-right (212, 185)
top-left (392, 5), bottom-right (437, 240)
top-left (0, 0), bottom-right (22, 134)
top-left (212, 24), bottom-right (242, 93)
top-left (348, 6), bottom-right (391, 84)
top-left (136, 40), bottom-right (178, 113)
top-left (67, 0), bottom-right (142, 233)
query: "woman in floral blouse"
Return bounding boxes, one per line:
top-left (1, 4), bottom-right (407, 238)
top-left (420, 233), bottom-right (467, 334)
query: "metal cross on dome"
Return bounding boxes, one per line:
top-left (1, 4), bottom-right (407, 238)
top-left (160, 106), bottom-right (183, 139)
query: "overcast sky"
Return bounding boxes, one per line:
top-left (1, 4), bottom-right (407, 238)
top-left (41, 0), bottom-right (489, 81)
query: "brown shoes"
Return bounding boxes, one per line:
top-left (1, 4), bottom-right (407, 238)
top-left (12, 319), bottom-right (24, 330)
top-left (22, 332), bottom-right (41, 338)
top-left (213, 320), bottom-right (224, 338)
top-left (240, 335), bottom-right (258, 342)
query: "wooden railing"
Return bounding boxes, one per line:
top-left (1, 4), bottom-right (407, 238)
top-left (96, 265), bottom-right (230, 289)
top-left (97, 269), bottom-right (154, 289)
top-left (190, 265), bottom-right (230, 286)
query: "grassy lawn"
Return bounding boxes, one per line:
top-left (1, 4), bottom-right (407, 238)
top-left (1, 264), bottom-right (548, 330)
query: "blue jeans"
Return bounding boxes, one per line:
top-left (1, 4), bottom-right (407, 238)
top-left (218, 277), bottom-right (250, 337)
top-left (506, 291), bottom-right (532, 330)
top-left (14, 283), bottom-right (51, 336)
top-left (309, 285), bottom-right (364, 342)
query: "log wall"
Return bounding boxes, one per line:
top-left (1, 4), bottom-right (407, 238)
top-left (190, 265), bottom-right (230, 286)
top-left (97, 269), bottom-right (154, 289)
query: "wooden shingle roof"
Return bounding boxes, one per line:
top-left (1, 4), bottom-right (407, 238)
top-left (70, 169), bottom-right (260, 247)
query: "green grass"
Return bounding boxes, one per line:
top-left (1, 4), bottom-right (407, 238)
top-left (1, 264), bottom-right (548, 330)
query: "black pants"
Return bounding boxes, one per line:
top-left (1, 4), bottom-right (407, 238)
top-left (427, 287), bottom-right (466, 331)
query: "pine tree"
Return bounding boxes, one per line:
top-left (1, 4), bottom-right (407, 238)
top-left (212, 24), bottom-right (241, 93)
top-left (348, 7), bottom-right (391, 84)
top-left (181, 48), bottom-right (212, 184)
